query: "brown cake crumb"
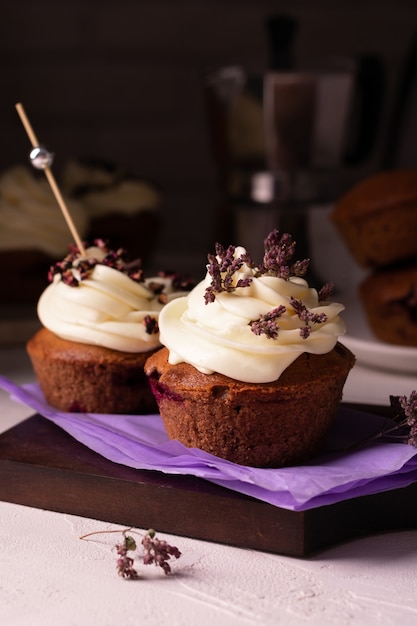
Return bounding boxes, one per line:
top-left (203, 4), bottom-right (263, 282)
top-left (145, 344), bottom-right (355, 467)
top-left (28, 328), bottom-right (158, 414)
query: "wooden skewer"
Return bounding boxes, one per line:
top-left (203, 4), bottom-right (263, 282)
top-left (15, 102), bottom-right (87, 257)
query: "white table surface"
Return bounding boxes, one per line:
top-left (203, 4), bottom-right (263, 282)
top-left (1, 344), bottom-right (417, 626)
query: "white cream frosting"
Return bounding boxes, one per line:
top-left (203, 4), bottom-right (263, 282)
top-left (0, 166), bottom-right (88, 256)
top-left (159, 248), bottom-right (347, 383)
top-left (38, 246), bottom-right (184, 353)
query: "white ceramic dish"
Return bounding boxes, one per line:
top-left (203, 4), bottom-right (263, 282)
top-left (340, 296), bottom-right (417, 375)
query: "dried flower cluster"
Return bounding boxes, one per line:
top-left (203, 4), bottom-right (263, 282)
top-left (204, 243), bottom-right (252, 304)
top-left (205, 230), bottom-right (333, 340)
top-left (249, 306), bottom-right (286, 339)
top-left (80, 527), bottom-right (182, 580)
top-left (256, 230), bottom-right (309, 279)
top-left (49, 241), bottom-right (197, 293)
top-left (352, 391), bottom-right (417, 450)
top-left (49, 239), bottom-right (145, 286)
top-left (48, 241), bottom-right (195, 336)
top-left (157, 270), bottom-right (196, 293)
top-left (143, 314), bottom-right (159, 335)
top-left (116, 535), bottom-right (139, 579)
top-left (142, 529), bottom-right (182, 575)
top-left (290, 298), bottom-right (328, 339)
top-left (386, 391), bottom-right (417, 447)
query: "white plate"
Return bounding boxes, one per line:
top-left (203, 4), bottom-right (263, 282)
top-left (340, 296), bottom-right (417, 375)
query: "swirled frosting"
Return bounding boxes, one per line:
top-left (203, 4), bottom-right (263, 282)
top-left (159, 246), bottom-right (347, 383)
top-left (38, 245), bottom-right (186, 353)
top-left (0, 166), bottom-right (88, 256)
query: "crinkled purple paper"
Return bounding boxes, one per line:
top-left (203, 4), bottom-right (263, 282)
top-left (1, 376), bottom-right (417, 511)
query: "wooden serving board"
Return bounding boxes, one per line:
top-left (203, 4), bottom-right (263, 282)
top-left (0, 412), bottom-right (417, 557)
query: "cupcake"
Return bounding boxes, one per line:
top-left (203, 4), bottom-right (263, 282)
top-left (145, 230), bottom-right (355, 467)
top-left (27, 240), bottom-right (190, 414)
top-left (330, 169), bottom-right (417, 347)
top-left (61, 158), bottom-right (160, 263)
top-left (0, 165), bottom-right (88, 303)
top-left (330, 169), bottom-right (417, 269)
top-left (358, 262), bottom-right (417, 347)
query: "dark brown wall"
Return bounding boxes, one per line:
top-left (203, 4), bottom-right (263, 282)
top-left (1, 0), bottom-right (416, 275)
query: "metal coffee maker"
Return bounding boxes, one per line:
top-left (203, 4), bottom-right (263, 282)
top-left (204, 61), bottom-right (384, 270)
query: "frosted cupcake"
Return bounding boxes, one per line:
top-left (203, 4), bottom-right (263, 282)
top-left (0, 165), bottom-right (88, 302)
top-left (61, 158), bottom-right (160, 262)
top-left (27, 240), bottom-right (190, 414)
top-left (145, 230), bottom-right (355, 467)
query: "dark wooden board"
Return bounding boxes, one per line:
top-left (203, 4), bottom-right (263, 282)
top-left (0, 412), bottom-right (417, 557)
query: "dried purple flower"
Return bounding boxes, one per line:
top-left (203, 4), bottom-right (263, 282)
top-left (205, 243), bottom-right (253, 304)
top-left (116, 536), bottom-right (139, 579)
top-left (49, 240), bottom-right (146, 287)
top-left (249, 305), bottom-right (286, 339)
top-left (79, 527), bottom-right (182, 579)
top-left (256, 230), bottom-right (309, 279)
top-left (60, 269), bottom-right (79, 287)
top-left (143, 315), bottom-right (159, 335)
top-left (351, 391), bottom-right (417, 450)
top-left (318, 282), bottom-right (334, 302)
top-left (204, 230), bottom-right (334, 341)
top-left (147, 281), bottom-right (166, 295)
top-left (141, 529), bottom-right (182, 575)
top-left (397, 391), bottom-right (417, 446)
top-left (290, 297), bottom-right (328, 339)
top-left (204, 230), bottom-right (311, 304)
top-left (157, 270), bottom-right (196, 292)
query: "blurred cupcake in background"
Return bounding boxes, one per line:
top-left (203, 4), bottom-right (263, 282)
top-left (0, 165), bottom-right (88, 303)
top-left (0, 158), bottom-right (162, 306)
top-left (61, 158), bottom-right (161, 263)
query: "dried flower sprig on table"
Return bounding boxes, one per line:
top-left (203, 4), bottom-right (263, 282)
top-left (80, 527), bottom-right (181, 579)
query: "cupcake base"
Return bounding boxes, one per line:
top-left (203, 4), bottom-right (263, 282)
top-left (27, 328), bottom-right (158, 414)
top-left (145, 344), bottom-right (355, 468)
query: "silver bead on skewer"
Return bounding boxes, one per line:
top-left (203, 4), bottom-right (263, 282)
top-left (29, 145), bottom-right (54, 170)
top-left (16, 102), bottom-right (86, 255)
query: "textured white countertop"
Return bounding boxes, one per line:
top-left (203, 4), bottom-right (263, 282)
top-left (1, 344), bottom-right (417, 626)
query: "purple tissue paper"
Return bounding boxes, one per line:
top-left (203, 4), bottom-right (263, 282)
top-left (1, 376), bottom-right (417, 511)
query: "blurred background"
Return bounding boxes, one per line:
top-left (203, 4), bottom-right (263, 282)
top-left (1, 0), bottom-right (417, 282)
